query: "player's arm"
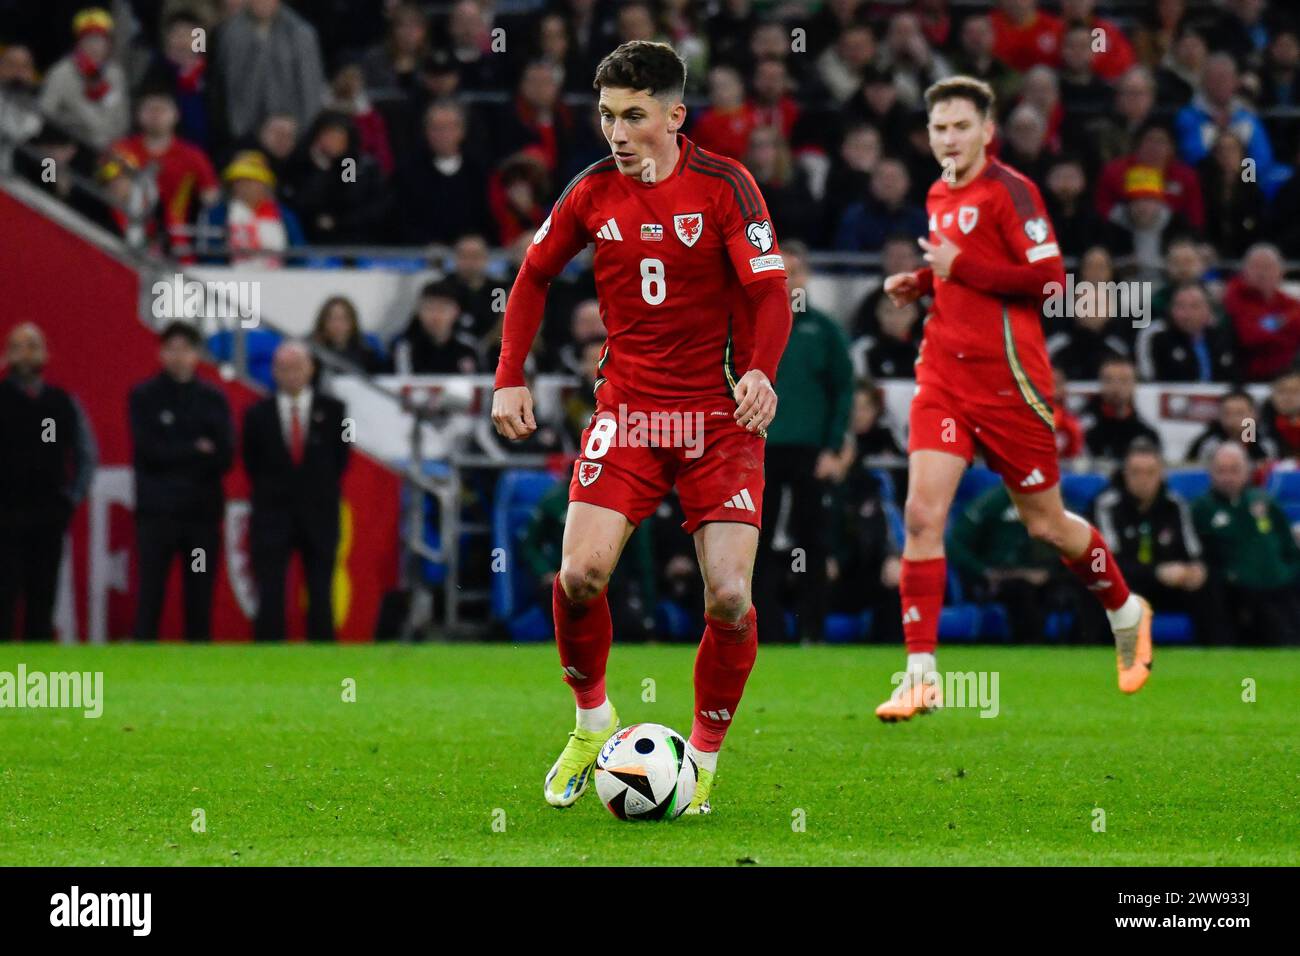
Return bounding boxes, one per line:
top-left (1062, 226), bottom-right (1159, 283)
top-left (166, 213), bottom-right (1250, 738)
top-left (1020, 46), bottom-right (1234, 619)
top-left (492, 186), bottom-right (591, 440)
top-left (719, 166), bottom-right (792, 434)
top-left (944, 183), bottom-right (1066, 296)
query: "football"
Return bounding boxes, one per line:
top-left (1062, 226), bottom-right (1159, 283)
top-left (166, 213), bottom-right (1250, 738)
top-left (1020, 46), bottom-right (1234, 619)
top-left (595, 723), bottom-right (697, 821)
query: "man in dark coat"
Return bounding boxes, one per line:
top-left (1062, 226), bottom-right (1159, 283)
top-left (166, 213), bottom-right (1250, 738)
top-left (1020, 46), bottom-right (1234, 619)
top-left (243, 342), bottom-right (351, 641)
top-left (129, 321), bottom-right (234, 641)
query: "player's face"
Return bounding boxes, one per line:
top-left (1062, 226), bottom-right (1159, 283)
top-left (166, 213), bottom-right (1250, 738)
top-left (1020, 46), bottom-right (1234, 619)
top-left (927, 98), bottom-right (993, 181)
top-left (598, 87), bottom-right (684, 179)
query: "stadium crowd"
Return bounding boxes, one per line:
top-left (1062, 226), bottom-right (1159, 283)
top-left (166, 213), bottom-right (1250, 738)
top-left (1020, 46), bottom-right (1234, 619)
top-left (4, 0), bottom-right (1300, 644)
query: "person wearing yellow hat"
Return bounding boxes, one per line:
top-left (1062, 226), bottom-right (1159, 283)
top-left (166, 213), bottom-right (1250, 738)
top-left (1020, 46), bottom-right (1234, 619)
top-left (195, 150), bottom-right (304, 266)
top-left (35, 7), bottom-right (128, 150)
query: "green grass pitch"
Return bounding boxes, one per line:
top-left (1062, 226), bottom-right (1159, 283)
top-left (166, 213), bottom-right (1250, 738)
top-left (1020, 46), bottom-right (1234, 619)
top-left (1, 643), bottom-right (1296, 866)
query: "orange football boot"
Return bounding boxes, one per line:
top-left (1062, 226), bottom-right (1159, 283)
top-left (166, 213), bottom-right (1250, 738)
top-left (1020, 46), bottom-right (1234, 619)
top-left (1114, 595), bottom-right (1154, 694)
top-left (875, 673), bottom-right (943, 722)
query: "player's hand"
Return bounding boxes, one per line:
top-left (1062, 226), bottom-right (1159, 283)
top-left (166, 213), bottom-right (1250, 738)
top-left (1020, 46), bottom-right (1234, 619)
top-left (918, 233), bottom-right (961, 280)
top-left (733, 369), bottom-right (777, 435)
top-left (491, 386), bottom-right (537, 440)
top-left (883, 272), bottom-right (921, 307)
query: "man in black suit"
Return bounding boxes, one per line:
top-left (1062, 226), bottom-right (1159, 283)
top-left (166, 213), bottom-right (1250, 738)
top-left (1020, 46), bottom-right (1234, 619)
top-left (243, 341), bottom-right (351, 641)
top-left (0, 323), bottom-right (98, 641)
top-left (129, 321), bottom-right (234, 641)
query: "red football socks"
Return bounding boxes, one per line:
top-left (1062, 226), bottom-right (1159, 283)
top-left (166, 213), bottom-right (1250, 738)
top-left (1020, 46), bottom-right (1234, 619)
top-left (899, 556), bottom-right (946, 654)
top-left (1061, 524), bottom-right (1131, 611)
top-left (551, 576), bottom-right (613, 708)
top-left (689, 606), bottom-right (758, 752)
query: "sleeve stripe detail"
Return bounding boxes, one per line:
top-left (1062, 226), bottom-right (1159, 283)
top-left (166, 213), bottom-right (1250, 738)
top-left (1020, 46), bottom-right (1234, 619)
top-left (697, 151), bottom-right (762, 217)
top-left (987, 161), bottom-right (1037, 218)
top-left (1026, 242), bottom-right (1060, 262)
top-left (687, 151), bottom-right (761, 218)
top-left (553, 156), bottom-right (618, 213)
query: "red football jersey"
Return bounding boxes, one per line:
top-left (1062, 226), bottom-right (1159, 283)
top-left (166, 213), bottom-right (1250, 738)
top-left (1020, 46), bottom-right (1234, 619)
top-left (518, 134), bottom-right (787, 404)
top-left (915, 158), bottom-right (1066, 417)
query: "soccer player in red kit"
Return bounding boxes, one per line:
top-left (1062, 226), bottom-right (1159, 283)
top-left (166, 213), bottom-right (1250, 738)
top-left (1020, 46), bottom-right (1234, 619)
top-left (491, 41), bottom-right (792, 813)
top-left (874, 77), bottom-right (1153, 721)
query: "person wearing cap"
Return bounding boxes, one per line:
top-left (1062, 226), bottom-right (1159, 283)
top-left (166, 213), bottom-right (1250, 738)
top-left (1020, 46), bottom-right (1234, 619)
top-left (195, 150), bottom-right (304, 266)
top-left (1101, 164), bottom-right (1186, 280)
top-left (36, 8), bottom-right (129, 151)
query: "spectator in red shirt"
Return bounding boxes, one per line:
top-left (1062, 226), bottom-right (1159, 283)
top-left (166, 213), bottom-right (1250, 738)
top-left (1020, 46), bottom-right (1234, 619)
top-left (991, 0), bottom-right (1064, 72)
top-left (492, 60), bottom-right (579, 177)
top-left (1261, 369), bottom-right (1300, 461)
top-left (1223, 243), bottom-right (1300, 382)
top-left (1094, 122), bottom-right (1205, 230)
top-left (689, 64), bottom-right (756, 161)
top-left (112, 89), bottom-right (219, 259)
top-left (749, 58), bottom-right (800, 143)
top-left (1060, 0), bottom-right (1137, 81)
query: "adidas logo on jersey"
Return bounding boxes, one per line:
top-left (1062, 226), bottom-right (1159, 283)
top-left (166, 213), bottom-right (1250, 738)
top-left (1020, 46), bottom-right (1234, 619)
top-left (1019, 468), bottom-right (1046, 488)
top-left (902, 605), bottom-right (922, 624)
top-left (700, 708), bottom-right (732, 722)
top-left (596, 219), bottom-right (623, 241)
top-left (722, 489), bottom-right (756, 512)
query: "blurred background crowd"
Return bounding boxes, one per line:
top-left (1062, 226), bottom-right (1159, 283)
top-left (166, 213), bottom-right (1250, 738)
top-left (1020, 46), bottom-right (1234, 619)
top-left (4, 0), bottom-right (1300, 647)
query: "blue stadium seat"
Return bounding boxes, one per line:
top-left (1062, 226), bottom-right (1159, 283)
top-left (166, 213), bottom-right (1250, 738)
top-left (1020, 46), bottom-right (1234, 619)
top-left (825, 611), bottom-right (873, 643)
top-left (206, 328), bottom-right (282, 390)
top-left (869, 468), bottom-right (896, 506)
top-left (655, 600), bottom-right (694, 640)
top-left (952, 466), bottom-right (1000, 511)
top-left (1060, 473), bottom-right (1109, 513)
top-left (354, 256), bottom-right (428, 272)
top-left (939, 604), bottom-right (983, 641)
top-left (1152, 613), bottom-right (1194, 643)
top-left (980, 603), bottom-right (1011, 641)
top-left (1044, 610), bottom-right (1076, 642)
top-left (362, 333), bottom-right (387, 363)
top-left (1167, 469), bottom-right (1210, 502)
top-left (509, 605), bottom-right (552, 642)
top-left (1265, 469), bottom-right (1300, 504)
top-left (490, 469), bottom-right (562, 624)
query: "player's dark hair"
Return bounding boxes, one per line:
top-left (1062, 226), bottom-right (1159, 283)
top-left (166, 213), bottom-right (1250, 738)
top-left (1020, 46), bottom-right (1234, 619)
top-left (924, 75), bottom-right (995, 119)
top-left (1274, 366), bottom-right (1300, 385)
top-left (1099, 353), bottom-right (1136, 373)
top-left (1221, 389), bottom-right (1255, 409)
top-left (159, 321), bottom-right (200, 347)
top-left (593, 40), bottom-right (687, 103)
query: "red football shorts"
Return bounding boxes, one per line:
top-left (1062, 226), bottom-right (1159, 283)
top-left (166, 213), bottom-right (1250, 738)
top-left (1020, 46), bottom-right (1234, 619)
top-left (907, 380), bottom-right (1060, 493)
top-left (569, 394), bottom-right (765, 533)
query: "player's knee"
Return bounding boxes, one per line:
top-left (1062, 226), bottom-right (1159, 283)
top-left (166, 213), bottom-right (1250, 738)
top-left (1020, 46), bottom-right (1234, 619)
top-left (704, 579), bottom-right (750, 623)
top-left (1023, 513), bottom-right (1068, 550)
top-left (904, 497), bottom-right (945, 543)
top-left (558, 559), bottom-right (610, 603)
